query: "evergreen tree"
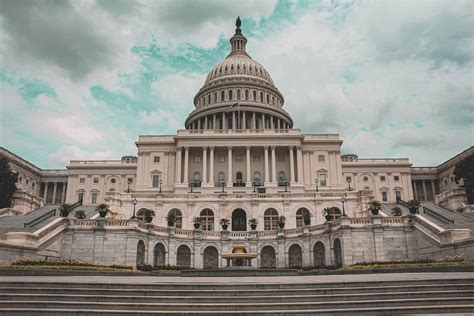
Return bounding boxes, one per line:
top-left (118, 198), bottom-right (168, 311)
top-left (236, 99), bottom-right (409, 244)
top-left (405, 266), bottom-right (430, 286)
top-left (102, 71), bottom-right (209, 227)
top-left (0, 156), bottom-right (18, 208)
top-left (454, 155), bottom-right (474, 204)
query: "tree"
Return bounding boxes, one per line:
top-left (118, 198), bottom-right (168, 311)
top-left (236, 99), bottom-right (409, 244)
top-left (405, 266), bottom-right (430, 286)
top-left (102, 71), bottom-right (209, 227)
top-left (0, 156), bottom-right (18, 208)
top-left (454, 155), bottom-right (474, 204)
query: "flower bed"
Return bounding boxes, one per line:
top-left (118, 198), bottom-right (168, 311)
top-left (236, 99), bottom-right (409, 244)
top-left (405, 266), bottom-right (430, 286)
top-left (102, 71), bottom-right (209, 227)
top-left (346, 255), bottom-right (469, 270)
top-left (9, 257), bottom-right (133, 271)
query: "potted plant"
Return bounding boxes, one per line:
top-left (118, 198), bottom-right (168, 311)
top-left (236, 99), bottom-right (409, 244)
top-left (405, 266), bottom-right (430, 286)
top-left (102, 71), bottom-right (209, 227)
top-left (277, 215), bottom-right (286, 229)
top-left (391, 206), bottom-right (402, 216)
top-left (166, 212), bottom-right (177, 227)
top-left (59, 203), bottom-right (71, 217)
top-left (368, 200), bottom-right (381, 216)
top-left (303, 212), bottom-right (312, 226)
top-left (192, 216), bottom-right (202, 229)
top-left (145, 209), bottom-right (155, 223)
top-left (248, 218), bottom-right (258, 230)
top-left (323, 207), bottom-right (333, 222)
top-left (96, 203), bottom-right (109, 218)
top-left (220, 218), bottom-right (230, 231)
top-left (407, 199), bottom-right (420, 215)
top-left (74, 210), bottom-right (86, 219)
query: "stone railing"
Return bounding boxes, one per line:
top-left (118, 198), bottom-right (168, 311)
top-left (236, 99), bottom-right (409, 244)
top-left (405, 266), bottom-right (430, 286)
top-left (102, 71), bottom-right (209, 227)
top-left (413, 215), bottom-right (444, 243)
top-left (284, 227), bottom-right (304, 236)
top-left (35, 218), bottom-right (67, 238)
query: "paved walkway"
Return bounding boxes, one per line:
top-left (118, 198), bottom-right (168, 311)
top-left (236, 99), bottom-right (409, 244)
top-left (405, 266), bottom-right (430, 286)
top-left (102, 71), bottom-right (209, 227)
top-left (1, 272), bottom-right (473, 285)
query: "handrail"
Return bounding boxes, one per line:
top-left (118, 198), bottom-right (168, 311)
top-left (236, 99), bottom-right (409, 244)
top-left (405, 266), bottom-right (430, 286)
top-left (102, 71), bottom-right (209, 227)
top-left (396, 197), bottom-right (410, 208)
top-left (24, 208), bottom-right (57, 228)
top-left (422, 205), bottom-right (454, 224)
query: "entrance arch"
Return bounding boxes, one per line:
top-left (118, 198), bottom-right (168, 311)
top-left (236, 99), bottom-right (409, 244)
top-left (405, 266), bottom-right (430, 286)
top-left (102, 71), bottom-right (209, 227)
top-left (260, 246), bottom-right (276, 268)
top-left (232, 209), bottom-right (247, 231)
top-left (177, 245), bottom-right (191, 267)
top-left (333, 238), bottom-right (343, 268)
top-left (136, 240), bottom-right (146, 266)
top-left (203, 246), bottom-right (219, 269)
top-left (153, 243), bottom-right (166, 267)
top-left (288, 244), bottom-right (303, 268)
top-left (313, 242), bottom-right (325, 267)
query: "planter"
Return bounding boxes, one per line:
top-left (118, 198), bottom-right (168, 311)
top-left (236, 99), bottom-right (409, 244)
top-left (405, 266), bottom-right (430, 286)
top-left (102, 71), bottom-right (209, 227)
top-left (167, 221), bottom-right (175, 227)
top-left (257, 187), bottom-right (266, 193)
top-left (221, 224), bottom-right (228, 231)
top-left (193, 223), bottom-right (201, 229)
top-left (60, 210), bottom-right (69, 217)
top-left (304, 219), bottom-right (311, 226)
top-left (371, 208), bottom-right (379, 216)
top-left (99, 211), bottom-right (108, 218)
top-left (409, 207), bottom-right (418, 215)
top-left (278, 222), bottom-right (285, 229)
top-left (145, 216), bottom-right (153, 223)
top-left (325, 215), bottom-right (332, 222)
top-left (250, 224), bottom-right (257, 230)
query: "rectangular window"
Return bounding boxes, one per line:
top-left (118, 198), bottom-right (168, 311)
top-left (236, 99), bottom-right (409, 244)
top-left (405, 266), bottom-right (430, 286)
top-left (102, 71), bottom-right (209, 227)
top-left (79, 178), bottom-right (85, 184)
top-left (91, 192), bottom-right (98, 204)
top-left (154, 156), bottom-right (160, 163)
top-left (93, 178), bottom-right (99, 184)
top-left (235, 155), bottom-right (243, 162)
top-left (394, 175), bottom-right (400, 181)
top-left (253, 155), bottom-right (260, 162)
top-left (277, 154), bottom-right (285, 162)
top-left (218, 156), bottom-right (225, 163)
top-left (319, 174), bottom-right (327, 187)
top-left (152, 175), bottom-right (160, 188)
top-left (382, 191), bottom-right (388, 202)
top-left (194, 156), bottom-right (201, 163)
top-left (380, 176), bottom-right (386, 181)
top-left (318, 155), bottom-right (325, 162)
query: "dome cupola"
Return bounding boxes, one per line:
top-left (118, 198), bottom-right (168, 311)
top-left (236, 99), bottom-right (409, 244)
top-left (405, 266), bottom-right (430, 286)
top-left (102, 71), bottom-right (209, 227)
top-left (185, 18), bottom-right (292, 131)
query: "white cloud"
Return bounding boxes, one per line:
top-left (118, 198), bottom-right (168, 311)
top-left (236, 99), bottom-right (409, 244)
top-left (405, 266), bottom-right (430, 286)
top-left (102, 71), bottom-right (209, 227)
top-left (48, 145), bottom-right (115, 166)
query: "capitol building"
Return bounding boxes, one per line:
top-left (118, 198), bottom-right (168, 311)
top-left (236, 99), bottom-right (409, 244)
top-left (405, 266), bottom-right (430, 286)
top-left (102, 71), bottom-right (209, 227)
top-left (1, 19), bottom-right (473, 269)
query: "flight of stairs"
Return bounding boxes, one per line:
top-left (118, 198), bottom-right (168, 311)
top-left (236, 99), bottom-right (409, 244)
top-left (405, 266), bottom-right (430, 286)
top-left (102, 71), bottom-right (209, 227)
top-left (0, 277), bottom-right (473, 315)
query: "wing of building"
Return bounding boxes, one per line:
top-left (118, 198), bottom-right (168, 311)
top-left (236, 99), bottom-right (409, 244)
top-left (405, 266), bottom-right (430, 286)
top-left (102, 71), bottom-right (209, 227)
top-left (1, 19), bottom-right (473, 268)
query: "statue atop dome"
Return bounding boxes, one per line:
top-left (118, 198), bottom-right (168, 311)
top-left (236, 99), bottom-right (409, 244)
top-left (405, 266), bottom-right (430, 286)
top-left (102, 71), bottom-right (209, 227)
top-left (236, 16), bottom-right (241, 29)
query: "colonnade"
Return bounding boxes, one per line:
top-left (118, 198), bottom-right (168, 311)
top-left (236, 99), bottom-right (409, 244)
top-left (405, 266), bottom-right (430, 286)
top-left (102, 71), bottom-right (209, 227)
top-left (175, 145), bottom-right (304, 187)
top-left (188, 111), bottom-right (290, 130)
top-left (42, 182), bottom-right (67, 204)
top-left (412, 179), bottom-right (438, 202)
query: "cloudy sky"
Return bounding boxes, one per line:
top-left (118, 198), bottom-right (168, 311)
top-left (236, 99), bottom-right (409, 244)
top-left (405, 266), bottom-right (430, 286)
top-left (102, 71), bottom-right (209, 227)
top-left (0, 0), bottom-right (472, 168)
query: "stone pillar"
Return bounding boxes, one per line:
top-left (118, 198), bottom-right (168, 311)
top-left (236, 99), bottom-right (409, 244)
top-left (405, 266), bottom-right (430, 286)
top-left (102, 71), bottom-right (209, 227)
top-left (43, 182), bottom-right (49, 202)
top-left (52, 182), bottom-right (57, 204)
top-left (246, 146), bottom-right (251, 187)
top-left (296, 146), bottom-right (304, 184)
top-left (61, 182), bottom-right (67, 204)
top-left (202, 147), bottom-right (207, 184)
top-left (277, 118), bottom-right (281, 129)
top-left (262, 113), bottom-right (266, 129)
top-left (175, 147), bottom-right (182, 184)
top-left (242, 111), bottom-right (246, 129)
top-left (412, 181), bottom-right (418, 201)
top-left (270, 116), bottom-right (274, 129)
top-left (222, 112), bottom-right (226, 129)
top-left (430, 180), bottom-right (436, 200)
top-left (197, 119), bottom-right (201, 129)
top-left (204, 116), bottom-right (208, 129)
top-left (213, 114), bottom-right (216, 130)
top-left (183, 147), bottom-right (189, 185)
top-left (264, 146), bottom-right (269, 185)
top-left (227, 146), bottom-right (233, 187)
top-left (232, 112), bottom-right (236, 130)
top-left (252, 112), bottom-right (256, 129)
top-left (289, 146), bottom-right (295, 185)
top-left (271, 146), bottom-right (277, 185)
top-left (209, 147), bottom-right (215, 186)
top-left (422, 180), bottom-right (427, 201)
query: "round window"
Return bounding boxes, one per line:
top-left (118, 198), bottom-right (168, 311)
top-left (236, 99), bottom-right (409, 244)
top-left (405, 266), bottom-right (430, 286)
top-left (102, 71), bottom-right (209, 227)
top-left (363, 176), bottom-right (369, 182)
top-left (111, 178), bottom-right (116, 184)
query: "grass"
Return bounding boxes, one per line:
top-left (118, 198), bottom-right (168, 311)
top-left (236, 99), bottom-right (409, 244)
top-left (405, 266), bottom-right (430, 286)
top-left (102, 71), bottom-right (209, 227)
top-left (345, 260), bottom-right (473, 270)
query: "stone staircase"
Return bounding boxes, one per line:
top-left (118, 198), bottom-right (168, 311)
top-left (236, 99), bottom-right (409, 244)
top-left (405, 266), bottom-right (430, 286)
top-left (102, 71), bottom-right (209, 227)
top-left (0, 277), bottom-right (473, 315)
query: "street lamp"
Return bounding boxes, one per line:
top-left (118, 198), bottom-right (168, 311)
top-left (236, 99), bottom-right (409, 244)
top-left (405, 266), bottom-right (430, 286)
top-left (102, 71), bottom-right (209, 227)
top-left (159, 179), bottom-right (162, 193)
top-left (131, 198), bottom-right (137, 219)
top-left (341, 195), bottom-right (347, 217)
top-left (253, 181), bottom-right (256, 193)
top-left (127, 178), bottom-right (132, 193)
top-left (314, 178), bottom-right (319, 192)
top-left (189, 181), bottom-right (194, 193)
top-left (347, 177), bottom-right (352, 191)
top-left (284, 180), bottom-right (288, 192)
top-left (221, 181), bottom-right (225, 193)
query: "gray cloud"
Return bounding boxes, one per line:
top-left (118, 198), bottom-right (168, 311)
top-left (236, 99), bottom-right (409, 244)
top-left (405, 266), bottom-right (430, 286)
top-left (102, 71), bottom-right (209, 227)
top-left (0, 0), bottom-right (114, 78)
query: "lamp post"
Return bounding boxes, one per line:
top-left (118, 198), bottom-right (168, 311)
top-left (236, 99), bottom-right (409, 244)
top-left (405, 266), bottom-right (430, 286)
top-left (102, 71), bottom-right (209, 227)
top-left (127, 178), bottom-right (132, 193)
top-left (347, 177), bottom-right (352, 191)
top-left (284, 180), bottom-right (288, 192)
top-left (189, 181), bottom-right (194, 193)
top-left (131, 198), bottom-right (137, 219)
top-left (341, 195), bottom-right (347, 217)
top-left (314, 178), bottom-right (319, 192)
top-left (159, 179), bottom-right (162, 193)
top-left (221, 181), bottom-right (225, 193)
top-left (253, 181), bottom-right (256, 193)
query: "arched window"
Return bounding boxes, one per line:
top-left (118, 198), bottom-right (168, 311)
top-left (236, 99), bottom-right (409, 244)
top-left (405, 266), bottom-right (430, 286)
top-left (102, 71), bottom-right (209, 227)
top-left (288, 244), bottom-right (303, 268)
top-left (313, 242), bottom-right (325, 267)
top-left (264, 208), bottom-right (279, 231)
top-left (218, 172), bottom-right (225, 185)
top-left (253, 90), bottom-right (256, 101)
top-left (229, 90), bottom-right (233, 100)
top-left (327, 207), bottom-right (342, 221)
top-left (278, 171), bottom-right (286, 186)
top-left (214, 92), bottom-right (217, 103)
top-left (221, 90), bottom-right (225, 101)
top-left (136, 240), bottom-right (146, 266)
top-left (296, 208), bottom-right (310, 228)
top-left (266, 94), bottom-right (269, 103)
top-left (168, 209), bottom-right (183, 228)
top-left (136, 208), bottom-right (148, 222)
top-left (176, 245), bottom-right (191, 267)
top-left (203, 246), bottom-right (219, 269)
top-left (260, 246), bottom-right (276, 268)
top-left (208, 94), bottom-right (211, 105)
top-left (232, 209), bottom-right (247, 231)
top-left (200, 209), bottom-right (214, 231)
top-left (260, 92), bottom-right (263, 102)
top-left (237, 89), bottom-right (241, 100)
top-left (153, 243), bottom-right (166, 267)
top-left (254, 172), bottom-right (261, 186)
top-left (245, 90), bottom-right (249, 100)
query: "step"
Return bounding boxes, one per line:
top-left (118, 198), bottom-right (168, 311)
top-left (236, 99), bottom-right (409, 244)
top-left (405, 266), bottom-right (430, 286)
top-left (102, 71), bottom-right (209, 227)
top-left (1, 290), bottom-right (473, 303)
top-left (1, 297), bottom-right (472, 311)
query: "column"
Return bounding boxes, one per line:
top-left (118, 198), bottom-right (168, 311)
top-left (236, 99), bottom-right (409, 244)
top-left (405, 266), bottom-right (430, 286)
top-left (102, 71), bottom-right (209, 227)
top-left (289, 146), bottom-right (295, 184)
top-left (277, 118), bottom-right (281, 129)
top-left (184, 147), bottom-right (189, 185)
top-left (175, 147), bottom-right (182, 184)
top-left (52, 182), bottom-right (57, 204)
top-left (271, 146), bottom-right (277, 185)
top-left (246, 146), bottom-right (251, 186)
top-left (242, 111), bottom-right (246, 129)
top-left (209, 147), bottom-right (215, 186)
top-left (430, 180), bottom-right (436, 200)
top-left (222, 112), bottom-right (226, 129)
top-left (202, 147), bottom-right (207, 184)
top-left (296, 146), bottom-right (303, 184)
top-left (264, 146), bottom-right (269, 185)
top-left (197, 119), bottom-right (201, 129)
top-left (43, 182), bottom-right (49, 202)
top-left (227, 146), bottom-right (233, 187)
top-left (422, 180), bottom-right (427, 201)
top-left (262, 113), bottom-right (266, 129)
top-left (412, 181), bottom-right (418, 201)
top-left (204, 116), bottom-right (208, 129)
top-left (213, 114), bottom-right (216, 130)
top-left (61, 182), bottom-right (67, 203)
top-left (252, 112), bottom-right (256, 129)
top-left (270, 116), bottom-right (274, 129)
top-left (232, 112), bottom-right (236, 129)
